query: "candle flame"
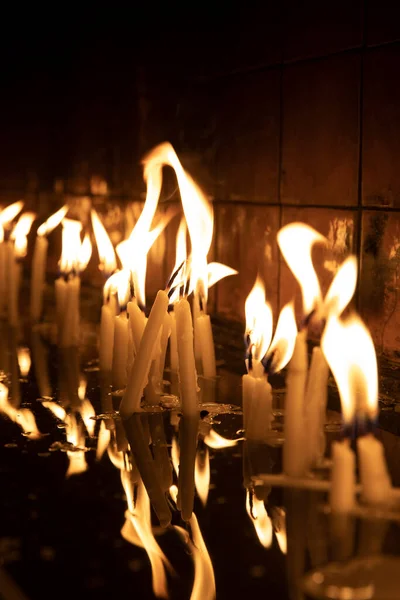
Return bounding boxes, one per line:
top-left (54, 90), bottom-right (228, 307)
top-left (245, 490), bottom-right (273, 548)
top-left (265, 302), bottom-right (297, 373)
top-left (0, 383), bottom-right (41, 439)
top-left (324, 255), bottom-right (358, 319)
top-left (271, 507), bottom-right (287, 554)
top-left (0, 201), bottom-right (24, 226)
top-left (245, 277), bottom-right (273, 362)
top-left (77, 398), bottom-right (95, 437)
top-left (96, 420), bottom-right (111, 461)
top-left (17, 347), bottom-right (31, 377)
top-left (11, 212), bottom-right (37, 258)
top-left (65, 413), bottom-right (88, 477)
top-left (37, 205), bottom-right (68, 237)
top-left (195, 446), bottom-right (210, 507)
top-left (207, 262), bottom-right (238, 289)
top-left (321, 314), bottom-right (378, 423)
top-left (59, 219), bottom-right (82, 275)
top-left (277, 223), bottom-right (327, 316)
top-left (78, 234), bottom-right (92, 272)
top-left (171, 435), bottom-right (180, 475)
top-left (91, 209), bottom-right (117, 277)
top-left (203, 429), bottom-right (239, 449)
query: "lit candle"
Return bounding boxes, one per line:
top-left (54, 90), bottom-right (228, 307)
top-left (175, 297), bottom-right (198, 417)
top-left (8, 212), bottom-right (36, 328)
top-left (330, 439), bottom-right (355, 512)
top-left (111, 271), bottom-right (131, 390)
top-left (0, 201), bottom-right (24, 318)
top-left (119, 290), bottom-right (169, 418)
top-left (357, 434), bottom-right (391, 505)
top-left (30, 205), bottom-right (68, 323)
top-left (304, 347), bottom-right (329, 469)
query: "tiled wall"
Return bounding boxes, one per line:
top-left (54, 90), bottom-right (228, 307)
top-left (3, 2), bottom-right (400, 359)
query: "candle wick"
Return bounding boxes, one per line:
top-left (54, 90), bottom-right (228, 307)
top-left (166, 259), bottom-right (186, 291)
top-left (262, 350), bottom-right (276, 376)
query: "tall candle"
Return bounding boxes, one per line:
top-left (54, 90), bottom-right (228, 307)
top-left (99, 302), bottom-right (115, 372)
top-left (175, 297), bottom-right (198, 417)
top-left (127, 299), bottom-right (147, 355)
top-left (304, 347), bottom-right (329, 469)
top-left (120, 290), bottom-right (169, 419)
top-left (243, 375), bottom-right (273, 442)
top-left (30, 235), bottom-right (48, 322)
top-left (7, 242), bottom-right (20, 328)
top-left (169, 311), bottom-right (178, 371)
top-left (196, 313), bottom-right (216, 378)
top-left (357, 434), bottom-right (392, 505)
top-left (330, 439), bottom-right (355, 512)
top-left (283, 330), bottom-right (308, 477)
top-left (112, 311), bottom-right (129, 389)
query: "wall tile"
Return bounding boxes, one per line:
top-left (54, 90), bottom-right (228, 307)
top-left (281, 54), bottom-right (360, 206)
top-left (215, 69), bottom-right (280, 203)
top-left (366, 1), bottom-right (400, 46)
top-left (283, 0), bottom-right (363, 62)
top-left (280, 207), bottom-right (357, 322)
top-left (215, 203), bottom-right (280, 322)
top-left (360, 210), bottom-right (400, 358)
top-left (363, 45), bottom-right (400, 208)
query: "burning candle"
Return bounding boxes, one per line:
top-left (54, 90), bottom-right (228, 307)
top-left (111, 270), bottom-right (131, 390)
top-left (30, 205), bottom-right (67, 322)
top-left (56, 219), bottom-right (92, 348)
top-left (0, 201), bottom-right (24, 318)
top-left (9, 212), bottom-right (36, 327)
top-left (175, 297), bottom-right (199, 417)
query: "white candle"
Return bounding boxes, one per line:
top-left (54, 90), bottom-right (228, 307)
top-left (196, 313), bottom-right (216, 378)
top-left (30, 235), bottom-right (48, 322)
top-left (330, 439), bottom-right (355, 512)
top-left (112, 311), bottom-right (129, 389)
top-left (57, 277), bottom-right (80, 348)
top-left (245, 378), bottom-right (273, 442)
top-left (169, 311), bottom-right (178, 371)
top-left (192, 293), bottom-right (203, 369)
top-left (120, 290), bottom-right (169, 419)
top-left (99, 303), bottom-right (115, 372)
top-left (175, 297), bottom-right (198, 417)
top-left (31, 329), bottom-right (52, 398)
top-left (145, 313), bottom-right (171, 405)
top-left (357, 434), bottom-right (392, 505)
top-left (283, 330), bottom-right (308, 477)
top-left (127, 299), bottom-right (146, 355)
top-left (7, 242), bottom-right (20, 328)
top-left (304, 347), bottom-right (329, 469)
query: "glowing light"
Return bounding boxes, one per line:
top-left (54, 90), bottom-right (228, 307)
top-left (246, 490), bottom-right (273, 548)
top-left (17, 347), bottom-right (31, 377)
top-left (245, 277), bottom-right (273, 362)
top-left (0, 201), bottom-right (24, 226)
top-left (0, 383), bottom-right (41, 439)
top-left (11, 212), bottom-right (36, 258)
top-left (37, 205), bottom-right (68, 237)
top-left (91, 209), bottom-right (117, 277)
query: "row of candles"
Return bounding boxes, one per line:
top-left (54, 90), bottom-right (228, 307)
top-left (0, 141), bottom-right (394, 527)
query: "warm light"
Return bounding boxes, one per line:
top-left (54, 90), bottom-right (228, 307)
top-left (168, 217), bottom-right (188, 304)
top-left (37, 205), bottom-right (68, 237)
top-left (246, 490), bottom-right (273, 548)
top-left (0, 201), bottom-right (24, 226)
top-left (271, 507), bottom-right (287, 555)
top-left (78, 376), bottom-right (87, 402)
top-left (17, 347), bottom-right (31, 377)
top-left (78, 234), bottom-right (92, 272)
top-left (96, 420), bottom-right (111, 461)
top-left (195, 447), bottom-right (210, 507)
top-left (91, 209), bottom-right (117, 277)
top-left (65, 412), bottom-right (87, 477)
top-left (266, 303), bottom-right (297, 373)
top-left (11, 212), bottom-right (37, 258)
top-left (175, 514), bottom-right (216, 600)
top-left (171, 435), bottom-right (180, 475)
top-left (207, 262), bottom-right (238, 289)
top-left (78, 398), bottom-right (96, 437)
top-left (323, 255), bottom-right (358, 319)
top-left (245, 277), bottom-right (273, 362)
top-left (121, 479), bottom-right (173, 599)
top-left (143, 143), bottom-right (213, 304)
top-left (277, 223), bottom-right (327, 316)
top-left (321, 314), bottom-right (378, 423)
top-left (0, 383), bottom-right (41, 439)
top-left (59, 219), bottom-right (82, 275)
top-left (203, 429), bottom-right (239, 449)
top-left (107, 442), bottom-right (126, 471)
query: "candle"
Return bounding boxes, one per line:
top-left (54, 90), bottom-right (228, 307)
top-left (8, 212), bottom-right (36, 328)
top-left (127, 298), bottom-right (147, 355)
top-left (304, 347), bottom-right (329, 469)
top-left (112, 311), bottom-right (129, 389)
top-left (357, 434), bottom-right (392, 505)
top-left (169, 311), bottom-right (178, 371)
top-left (283, 330), bottom-right (308, 477)
top-left (196, 312), bottom-right (216, 378)
top-left (243, 375), bottom-right (273, 442)
top-left (119, 290), bottom-right (169, 419)
top-left (330, 439), bottom-right (355, 512)
top-left (30, 205), bottom-right (67, 323)
top-left (100, 301), bottom-right (115, 372)
top-left (175, 297), bottom-right (198, 417)
top-left (177, 414), bottom-right (199, 521)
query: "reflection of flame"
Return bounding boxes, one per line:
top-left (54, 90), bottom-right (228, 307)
top-left (91, 209), bottom-right (117, 276)
top-left (65, 413), bottom-right (87, 477)
top-left (203, 430), bottom-right (239, 449)
top-left (171, 435), bottom-right (180, 475)
top-left (278, 222), bottom-right (326, 316)
top-left (195, 446), bottom-right (210, 507)
top-left (107, 442), bottom-right (127, 471)
top-left (245, 490), bottom-right (273, 548)
top-left (266, 303), bottom-right (297, 373)
top-left (78, 398), bottom-right (96, 437)
top-left (245, 277), bottom-right (273, 362)
top-left (42, 400), bottom-right (66, 421)
top-left (321, 314), bottom-right (378, 422)
top-left (17, 347), bottom-right (31, 377)
top-left (77, 376), bottom-right (87, 402)
top-left (0, 383), bottom-right (41, 439)
top-left (121, 479), bottom-right (173, 599)
top-left (37, 205), bottom-right (68, 236)
top-left (271, 507), bottom-right (287, 554)
top-left (0, 201), bottom-right (24, 226)
top-left (96, 420), bottom-right (111, 461)
top-left (11, 212), bottom-right (36, 258)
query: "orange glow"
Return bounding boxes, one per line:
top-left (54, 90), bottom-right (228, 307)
top-left (11, 212), bottom-right (36, 258)
top-left (77, 376), bottom-right (87, 402)
top-left (78, 234), bottom-right (92, 272)
top-left (0, 383), bottom-right (41, 439)
top-left (266, 302), bottom-right (297, 373)
top-left (65, 412), bottom-right (87, 477)
top-left (91, 209), bottom-right (117, 276)
top-left (17, 347), bottom-right (31, 377)
top-left (207, 262), bottom-right (238, 289)
top-left (107, 442), bottom-right (126, 471)
top-left (171, 435), bottom-right (180, 475)
top-left (195, 447), bottom-right (210, 507)
top-left (42, 400), bottom-right (66, 421)
top-left (203, 429), bottom-right (239, 449)
top-left (245, 277), bottom-right (273, 363)
top-left (323, 255), bottom-right (357, 319)
top-left (321, 314), bottom-right (378, 423)
top-left (271, 507), bottom-right (287, 555)
top-left (246, 490), bottom-right (273, 548)
top-left (0, 201), bottom-right (24, 226)
top-left (96, 420), bottom-right (111, 461)
top-left (59, 219), bottom-right (83, 275)
top-left (277, 222), bottom-right (327, 316)
top-left (37, 205), bottom-right (68, 237)
top-left (78, 398), bottom-right (96, 437)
